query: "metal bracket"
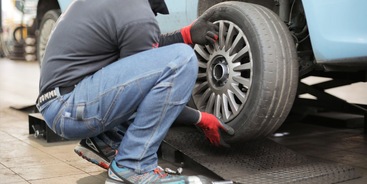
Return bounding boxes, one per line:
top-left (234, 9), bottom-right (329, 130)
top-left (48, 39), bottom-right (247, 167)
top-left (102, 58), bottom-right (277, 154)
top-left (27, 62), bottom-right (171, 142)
top-left (295, 70), bottom-right (367, 133)
top-left (28, 113), bottom-right (67, 143)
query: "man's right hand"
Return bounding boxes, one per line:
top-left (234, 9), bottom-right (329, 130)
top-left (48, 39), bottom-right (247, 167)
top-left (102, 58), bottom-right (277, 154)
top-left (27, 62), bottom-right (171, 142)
top-left (196, 112), bottom-right (234, 147)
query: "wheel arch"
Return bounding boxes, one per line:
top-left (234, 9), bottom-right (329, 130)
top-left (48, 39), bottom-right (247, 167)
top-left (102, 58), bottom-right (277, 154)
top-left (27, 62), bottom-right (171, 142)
top-left (198, 0), bottom-right (279, 17)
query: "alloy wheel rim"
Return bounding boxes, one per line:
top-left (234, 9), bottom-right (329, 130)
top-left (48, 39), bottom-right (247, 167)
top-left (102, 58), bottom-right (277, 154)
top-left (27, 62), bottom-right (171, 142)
top-left (193, 20), bottom-right (253, 122)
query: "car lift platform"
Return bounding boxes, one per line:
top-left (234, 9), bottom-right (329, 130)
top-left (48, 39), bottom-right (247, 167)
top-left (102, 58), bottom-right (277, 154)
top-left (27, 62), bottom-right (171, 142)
top-left (27, 113), bottom-right (361, 183)
top-left (161, 126), bottom-right (361, 184)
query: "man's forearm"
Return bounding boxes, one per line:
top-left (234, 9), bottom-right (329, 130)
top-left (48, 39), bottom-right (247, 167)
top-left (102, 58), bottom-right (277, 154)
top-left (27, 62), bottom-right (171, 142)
top-left (159, 30), bottom-right (185, 46)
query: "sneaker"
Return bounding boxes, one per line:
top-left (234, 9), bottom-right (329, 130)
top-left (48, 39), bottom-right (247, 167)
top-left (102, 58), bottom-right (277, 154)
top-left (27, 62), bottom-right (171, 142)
top-left (74, 137), bottom-right (116, 169)
top-left (105, 160), bottom-right (210, 184)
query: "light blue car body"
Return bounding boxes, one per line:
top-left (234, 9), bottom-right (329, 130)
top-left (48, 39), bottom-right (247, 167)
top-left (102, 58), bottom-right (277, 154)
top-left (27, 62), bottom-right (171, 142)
top-left (302, 0), bottom-right (367, 64)
top-left (58, 0), bottom-right (73, 12)
top-left (156, 0), bottom-right (197, 33)
top-left (56, 0), bottom-right (367, 65)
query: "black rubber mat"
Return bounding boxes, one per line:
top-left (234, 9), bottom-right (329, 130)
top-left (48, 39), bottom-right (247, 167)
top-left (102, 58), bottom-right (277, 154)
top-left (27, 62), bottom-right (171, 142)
top-left (162, 126), bottom-right (361, 184)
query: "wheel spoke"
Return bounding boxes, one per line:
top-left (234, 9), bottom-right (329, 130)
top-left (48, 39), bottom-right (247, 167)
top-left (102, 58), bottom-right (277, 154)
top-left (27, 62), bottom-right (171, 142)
top-left (230, 83), bottom-right (246, 103)
top-left (227, 89), bottom-right (239, 113)
top-left (197, 88), bottom-right (212, 110)
top-left (233, 76), bottom-right (251, 88)
top-left (225, 23), bottom-right (235, 51)
top-left (214, 95), bottom-right (222, 118)
top-left (232, 45), bottom-right (249, 62)
top-left (195, 45), bottom-right (210, 61)
top-left (197, 72), bottom-right (207, 79)
top-left (229, 32), bottom-right (244, 55)
top-left (205, 45), bottom-right (214, 55)
top-left (221, 94), bottom-right (231, 121)
top-left (234, 62), bottom-right (251, 71)
top-left (206, 93), bottom-right (216, 113)
top-left (218, 21), bottom-right (225, 49)
top-left (198, 60), bottom-right (207, 69)
top-left (193, 81), bottom-right (209, 95)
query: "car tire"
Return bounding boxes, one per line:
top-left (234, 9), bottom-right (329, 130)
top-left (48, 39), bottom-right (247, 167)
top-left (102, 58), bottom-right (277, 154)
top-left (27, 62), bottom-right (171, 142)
top-left (37, 9), bottom-right (61, 67)
top-left (191, 2), bottom-right (298, 142)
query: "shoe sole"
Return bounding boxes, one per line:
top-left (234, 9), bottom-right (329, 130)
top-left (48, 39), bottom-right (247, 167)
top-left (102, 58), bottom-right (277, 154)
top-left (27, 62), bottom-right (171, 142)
top-left (74, 145), bottom-right (110, 169)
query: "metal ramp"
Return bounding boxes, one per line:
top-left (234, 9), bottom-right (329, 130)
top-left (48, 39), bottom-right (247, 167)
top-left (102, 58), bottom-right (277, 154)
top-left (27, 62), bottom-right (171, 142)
top-left (161, 126), bottom-right (361, 184)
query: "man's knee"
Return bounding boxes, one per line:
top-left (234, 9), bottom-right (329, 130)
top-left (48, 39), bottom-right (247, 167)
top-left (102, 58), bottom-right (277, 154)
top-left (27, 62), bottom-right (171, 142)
top-left (171, 43), bottom-right (195, 55)
top-left (170, 43), bottom-right (198, 74)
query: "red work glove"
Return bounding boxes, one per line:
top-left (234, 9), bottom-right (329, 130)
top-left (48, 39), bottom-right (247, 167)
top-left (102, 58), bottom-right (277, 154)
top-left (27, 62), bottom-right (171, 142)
top-left (180, 11), bottom-right (219, 45)
top-left (196, 112), bottom-right (234, 147)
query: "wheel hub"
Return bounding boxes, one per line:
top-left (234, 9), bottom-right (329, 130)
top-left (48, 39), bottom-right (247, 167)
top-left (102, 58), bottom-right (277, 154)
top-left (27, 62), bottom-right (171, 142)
top-left (211, 56), bottom-right (229, 87)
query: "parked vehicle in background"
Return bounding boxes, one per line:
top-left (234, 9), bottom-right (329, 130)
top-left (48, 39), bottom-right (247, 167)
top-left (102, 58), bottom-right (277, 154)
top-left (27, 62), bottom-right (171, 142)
top-left (35, 0), bottom-right (71, 63)
top-left (34, 0), bottom-right (367, 143)
top-left (0, 0), bottom-right (38, 60)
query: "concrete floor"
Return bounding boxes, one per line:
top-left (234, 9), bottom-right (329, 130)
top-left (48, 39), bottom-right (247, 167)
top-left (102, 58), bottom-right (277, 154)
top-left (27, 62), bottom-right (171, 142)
top-left (0, 58), bottom-right (366, 183)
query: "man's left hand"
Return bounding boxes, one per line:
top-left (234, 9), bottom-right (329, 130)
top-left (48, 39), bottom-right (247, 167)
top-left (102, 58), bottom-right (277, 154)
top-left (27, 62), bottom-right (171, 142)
top-left (190, 17), bottom-right (219, 45)
top-left (181, 12), bottom-right (219, 45)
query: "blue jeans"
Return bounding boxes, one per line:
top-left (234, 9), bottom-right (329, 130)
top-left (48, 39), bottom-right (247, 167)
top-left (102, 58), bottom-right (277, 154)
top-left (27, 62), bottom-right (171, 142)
top-left (37, 44), bottom-right (198, 173)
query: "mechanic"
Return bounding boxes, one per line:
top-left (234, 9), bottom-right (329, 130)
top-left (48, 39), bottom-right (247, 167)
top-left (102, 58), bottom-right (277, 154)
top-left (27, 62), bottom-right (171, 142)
top-left (36, 0), bottom-right (232, 183)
